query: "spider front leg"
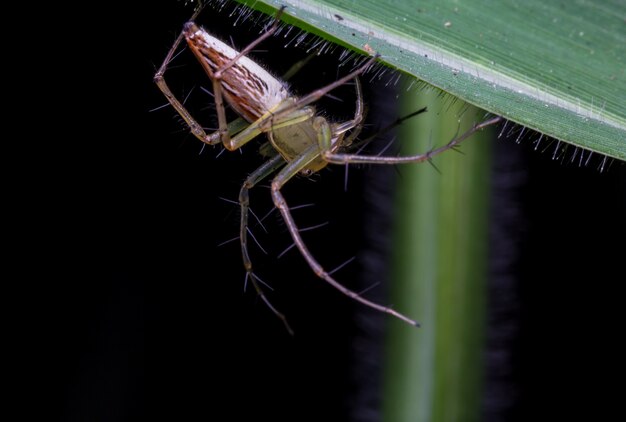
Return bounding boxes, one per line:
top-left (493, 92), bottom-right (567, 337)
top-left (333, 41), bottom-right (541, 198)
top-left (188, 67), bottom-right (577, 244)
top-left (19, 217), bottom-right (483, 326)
top-left (154, 31), bottom-right (253, 147)
top-left (153, 7), bottom-right (218, 145)
top-left (270, 138), bottom-right (420, 327)
top-left (154, 6), bottom-right (287, 148)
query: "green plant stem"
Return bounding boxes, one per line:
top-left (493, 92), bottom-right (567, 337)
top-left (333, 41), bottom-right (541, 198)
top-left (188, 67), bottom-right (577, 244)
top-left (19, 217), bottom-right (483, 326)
top-left (383, 89), bottom-right (493, 422)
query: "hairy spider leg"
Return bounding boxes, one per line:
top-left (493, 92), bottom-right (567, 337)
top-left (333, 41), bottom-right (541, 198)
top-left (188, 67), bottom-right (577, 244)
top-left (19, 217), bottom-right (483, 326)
top-left (270, 142), bottom-right (421, 326)
top-left (321, 116), bottom-right (503, 165)
top-left (238, 153), bottom-right (294, 335)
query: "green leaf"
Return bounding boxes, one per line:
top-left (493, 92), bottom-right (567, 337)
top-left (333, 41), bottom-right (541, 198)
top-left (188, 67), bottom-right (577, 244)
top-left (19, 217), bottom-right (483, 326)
top-left (233, 0), bottom-right (626, 160)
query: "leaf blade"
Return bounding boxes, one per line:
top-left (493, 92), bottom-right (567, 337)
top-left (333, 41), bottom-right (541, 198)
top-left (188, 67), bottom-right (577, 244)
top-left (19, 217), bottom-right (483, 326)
top-left (235, 0), bottom-right (626, 160)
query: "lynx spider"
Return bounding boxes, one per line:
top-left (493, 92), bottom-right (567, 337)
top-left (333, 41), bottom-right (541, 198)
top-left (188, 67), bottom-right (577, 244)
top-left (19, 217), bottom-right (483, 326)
top-left (154, 4), bottom-right (501, 333)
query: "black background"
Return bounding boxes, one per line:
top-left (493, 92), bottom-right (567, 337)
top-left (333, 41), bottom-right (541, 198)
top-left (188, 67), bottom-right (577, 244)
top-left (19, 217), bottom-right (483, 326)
top-left (15, 1), bottom-right (625, 421)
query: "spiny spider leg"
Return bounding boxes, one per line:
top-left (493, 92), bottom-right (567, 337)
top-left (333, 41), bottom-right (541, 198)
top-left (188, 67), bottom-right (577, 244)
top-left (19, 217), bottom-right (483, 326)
top-left (154, 6), bottom-right (211, 143)
top-left (270, 145), bottom-right (421, 327)
top-left (269, 115), bottom-right (502, 328)
top-left (283, 55), bottom-right (379, 118)
top-left (332, 77), bottom-right (366, 141)
top-left (322, 116), bottom-right (503, 165)
top-left (239, 153), bottom-right (294, 335)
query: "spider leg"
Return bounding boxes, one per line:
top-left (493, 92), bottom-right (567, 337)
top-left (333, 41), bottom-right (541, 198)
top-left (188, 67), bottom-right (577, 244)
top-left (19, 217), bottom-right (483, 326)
top-left (322, 116), bottom-right (503, 164)
top-left (270, 142), bottom-right (420, 327)
top-left (153, 5), bottom-right (221, 145)
top-left (288, 55), bottom-right (379, 114)
top-left (239, 154), bottom-right (293, 334)
top-left (332, 77), bottom-right (365, 137)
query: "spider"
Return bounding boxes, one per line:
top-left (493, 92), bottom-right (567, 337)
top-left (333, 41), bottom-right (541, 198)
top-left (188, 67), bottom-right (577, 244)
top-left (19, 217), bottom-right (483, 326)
top-left (154, 5), bottom-right (501, 333)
